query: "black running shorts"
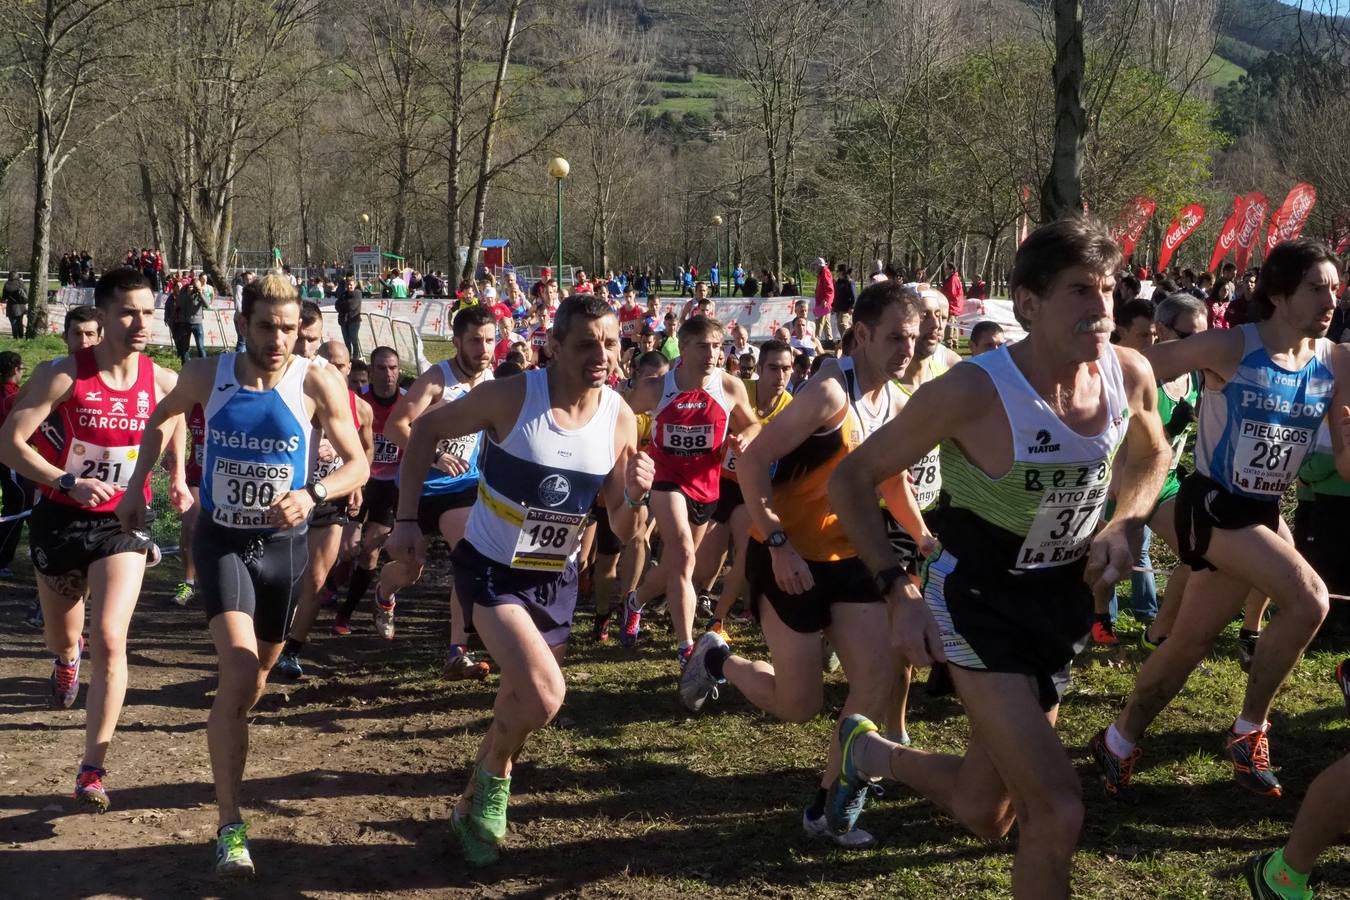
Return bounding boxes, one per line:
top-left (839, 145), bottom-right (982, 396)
top-left (745, 538), bottom-right (882, 634)
top-left (28, 501), bottom-right (153, 578)
top-left (1175, 472), bottom-right (1281, 572)
top-left (592, 502), bottom-right (623, 557)
top-left (310, 499), bottom-right (348, 529)
top-left (417, 487), bottom-right (477, 536)
top-left (195, 515), bottom-right (308, 644)
top-left (924, 550), bottom-right (1091, 712)
top-left (711, 477), bottom-right (744, 525)
top-left (358, 478), bottom-right (399, 529)
top-left (652, 482), bottom-right (715, 527)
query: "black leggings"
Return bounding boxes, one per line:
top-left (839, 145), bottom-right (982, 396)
top-left (0, 465), bottom-right (34, 569)
top-left (195, 516), bottom-right (308, 643)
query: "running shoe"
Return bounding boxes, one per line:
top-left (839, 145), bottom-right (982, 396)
top-left (1244, 849), bottom-right (1312, 900)
top-left (1336, 658), bottom-right (1350, 717)
top-left (1223, 722), bottom-right (1282, 798)
top-left (50, 639), bottom-right (83, 709)
top-left (887, 729), bottom-right (912, 748)
top-left (25, 598), bottom-right (43, 629)
top-left (591, 611), bottom-right (612, 644)
top-left (275, 651), bottom-right (303, 681)
top-left (215, 822), bottom-right (255, 878)
top-left (1089, 728), bottom-right (1140, 798)
top-left (469, 766), bottom-right (511, 844)
top-left (619, 592), bottom-right (642, 648)
top-left (452, 804), bottom-right (499, 866)
top-left (801, 807), bottom-right (877, 849)
top-left (707, 617), bottom-right (726, 638)
top-left (1238, 630), bottom-right (1259, 674)
top-left (1139, 627), bottom-right (1165, 653)
top-left (728, 608), bottom-right (753, 625)
top-left (696, 593), bottom-right (714, 621)
top-left (73, 765), bottom-right (109, 812)
top-left (678, 631), bottom-right (727, 712)
top-left (443, 647), bottom-right (490, 681)
top-left (374, 597), bottom-right (396, 640)
top-left (332, 615), bottom-right (352, 636)
top-left (172, 582), bottom-right (194, 608)
top-left (829, 714), bottom-right (881, 834)
top-left (1091, 618), bottom-right (1119, 646)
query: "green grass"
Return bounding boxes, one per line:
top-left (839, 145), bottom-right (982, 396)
top-left (645, 71), bottom-right (746, 117)
top-left (1205, 54), bottom-right (1247, 87)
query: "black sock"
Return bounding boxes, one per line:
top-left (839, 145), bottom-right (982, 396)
top-left (283, 637), bottom-right (303, 657)
top-left (806, 787), bottom-right (828, 819)
top-left (341, 566), bottom-right (374, 618)
top-left (1095, 613), bottom-right (1112, 625)
top-left (705, 643), bottom-right (732, 680)
top-left (1239, 627), bottom-right (1260, 641)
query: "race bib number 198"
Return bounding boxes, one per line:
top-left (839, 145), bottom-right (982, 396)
top-left (511, 507), bottom-right (586, 571)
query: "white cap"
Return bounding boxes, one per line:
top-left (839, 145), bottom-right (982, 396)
top-left (816, 257), bottom-right (828, 269)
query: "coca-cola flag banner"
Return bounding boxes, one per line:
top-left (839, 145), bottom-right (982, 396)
top-left (1157, 203), bottom-right (1206, 271)
top-left (1112, 196), bottom-right (1157, 258)
top-left (1208, 195), bottom-right (1246, 273)
top-left (1234, 192), bottom-right (1269, 272)
top-left (1265, 182), bottom-right (1318, 254)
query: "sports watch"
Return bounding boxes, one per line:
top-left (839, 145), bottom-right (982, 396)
top-left (56, 473), bottom-right (77, 494)
top-left (764, 529), bottom-right (789, 548)
top-left (306, 481), bottom-right (329, 503)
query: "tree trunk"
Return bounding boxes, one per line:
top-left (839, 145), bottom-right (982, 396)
top-left (27, 135), bottom-right (54, 337)
top-left (459, 0), bottom-right (522, 286)
top-left (445, 0), bottom-right (465, 272)
top-left (1041, 0), bottom-right (1087, 222)
top-left (138, 162), bottom-right (165, 254)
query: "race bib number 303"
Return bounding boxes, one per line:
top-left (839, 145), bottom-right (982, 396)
top-left (1232, 421), bottom-right (1311, 496)
top-left (66, 441), bottom-right (138, 489)
top-left (511, 507), bottom-right (587, 571)
top-left (210, 457), bottom-right (295, 528)
top-left (1016, 463), bottom-right (1109, 570)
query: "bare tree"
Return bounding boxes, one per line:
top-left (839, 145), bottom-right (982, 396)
top-left (1041, 0), bottom-right (1087, 221)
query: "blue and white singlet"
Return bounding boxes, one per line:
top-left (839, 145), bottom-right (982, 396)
top-left (400, 360), bottom-right (492, 497)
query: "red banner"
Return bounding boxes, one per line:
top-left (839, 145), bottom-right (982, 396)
top-left (1265, 182), bottom-right (1318, 254)
top-left (1234, 192), bottom-right (1268, 272)
top-left (1207, 196), bottom-right (1245, 273)
top-left (1111, 196), bottom-right (1157, 259)
top-left (1157, 203), bottom-right (1206, 271)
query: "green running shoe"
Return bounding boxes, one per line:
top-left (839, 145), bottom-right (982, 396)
top-left (470, 766), bottom-right (511, 844)
top-left (451, 805), bottom-right (499, 866)
top-left (172, 582), bottom-right (194, 607)
top-left (1244, 849), bottom-right (1312, 899)
top-left (214, 822), bottom-right (255, 878)
top-left (828, 714), bottom-right (881, 834)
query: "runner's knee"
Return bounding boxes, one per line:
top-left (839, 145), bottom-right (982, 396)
top-left (1279, 575), bottom-right (1329, 627)
top-left (88, 623), bottom-right (127, 664)
top-left (951, 793), bottom-right (1015, 841)
top-left (779, 683), bottom-right (824, 724)
top-left (1019, 784), bottom-right (1083, 848)
top-left (513, 676), bottom-right (566, 731)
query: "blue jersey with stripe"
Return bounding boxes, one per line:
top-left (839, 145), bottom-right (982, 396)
top-left (1194, 324), bottom-right (1333, 499)
top-left (200, 354), bottom-right (312, 530)
top-left (399, 360), bottom-right (492, 496)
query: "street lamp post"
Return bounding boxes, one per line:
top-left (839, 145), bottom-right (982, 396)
top-left (548, 156), bottom-right (569, 282)
top-left (711, 214), bottom-right (724, 297)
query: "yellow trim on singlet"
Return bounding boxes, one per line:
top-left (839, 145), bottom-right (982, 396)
top-left (477, 480), bottom-right (526, 528)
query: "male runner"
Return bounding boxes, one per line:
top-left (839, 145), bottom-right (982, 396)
top-left (704, 339), bottom-right (793, 630)
top-left (827, 218), bottom-right (1168, 897)
top-left (332, 346), bottom-right (403, 634)
top-left (175, 402), bottom-right (206, 608)
top-left (1244, 750), bottom-right (1350, 899)
top-left (116, 272), bottom-right (367, 876)
top-left (385, 294), bottom-right (652, 865)
top-left (378, 306), bottom-right (494, 672)
top-left (1092, 238), bottom-right (1349, 800)
top-left (0, 267), bottom-right (190, 811)
top-left (276, 339), bottom-right (373, 679)
top-left (679, 282), bottom-right (928, 848)
top-left (621, 315), bottom-right (758, 665)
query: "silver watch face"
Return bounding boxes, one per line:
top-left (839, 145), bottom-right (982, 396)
top-left (312, 482), bottom-right (327, 500)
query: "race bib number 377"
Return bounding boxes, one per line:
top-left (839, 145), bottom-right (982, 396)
top-left (1016, 463), bottom-right (1109, 570)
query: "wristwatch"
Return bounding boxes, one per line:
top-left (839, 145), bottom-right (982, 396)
top-left (873, 565), bottom-right (907, 598)
top-left (56, 473), bottom-right (77, 494)
top-left (764, 529), bottom-right (789, 548)
top-left (306, 481), bottom-right (328, 503)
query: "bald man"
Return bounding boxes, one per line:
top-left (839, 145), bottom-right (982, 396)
top-left (276, 340), bottom-right (374, 679)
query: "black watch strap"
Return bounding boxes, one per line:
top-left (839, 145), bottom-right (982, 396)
top-left (765, 529), bottom-right (788, 548)
top-left (873, 565), bottom-right (907, 598)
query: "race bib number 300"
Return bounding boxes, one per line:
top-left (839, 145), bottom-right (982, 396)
top-left (66, 441), bottom-right (137, 489)
top-left (1016, 464), bottom-right (1109, 570)
top-left (511, 507), bottom-right (587, 571)
top-left (1232, 421), bottom-right (1311, 496)
top-left (210, 457), bottom-right (295, 528)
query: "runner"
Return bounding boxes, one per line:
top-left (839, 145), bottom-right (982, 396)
top-left (826, 217), bottom-right (1167, 896)
top-left (276, 339), bottom-right (374, 679)
top-left (1243, 751), bottom-right (1350, 899)
top-left (115, 272), bottom-right (368, 876)
top-left (678, 281), bottom-right (929, 848)
top-left (0, 267), bottom-right (190, 811)
top-left (174, 402), bottom-right (206, 608)
top-left (620, 315), bottom-right (759, 665)
top-left (332, 346), bottom-right (405, 635)
top-left (385, 294), bottom-right (653, 865)
top-left (1092, 238), bottom-right (1348, 801)
top-left (703, 339), bottom-right (793, 631)
top-left (379, 306), bottom-right (494, 674)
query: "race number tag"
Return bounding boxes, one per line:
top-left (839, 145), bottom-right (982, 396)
top-left (1015, 464), bottom-right (1109, 569)
top-left (313, 452), bottom-right (343, 480)
top-left (436, 434), bottom-right (479, 465)
top-left (373, 434), bottom-right (402, 466)
top-left (66, 441), bottom-right (138, 489)
top-left (909, 448), bottom-right (941, 511)
top-left (662, 423), bottom-right (712, 455)
top-left (210, 457), bottom-right (295, 528)
top-left (511, 507), bottom-right (587, 571)
top-left (1232, 421), bottom-right (1311, 496)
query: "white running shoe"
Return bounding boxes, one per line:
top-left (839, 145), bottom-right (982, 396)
top-left (374, 600), bottom-right (396, 640)
top-left (801, 807), bottom-right (877, 849)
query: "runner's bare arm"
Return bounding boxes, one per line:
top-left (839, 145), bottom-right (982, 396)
top-left (1328, 344), bottom-right (1350, 478)
top-left (116, 358), bottom-right (215, 532)
top-left (355, 395), bottom-right (375, 464)
top-left (1143, 325), bottom-right (1244, 383)
top-left (306, 365), bottom-right (369, 502)
top-left (384, 364), bottom-right (443, 448)
top-left (602, 404), bottom-right (653, 541)
top-left (393, 376), bottom-right (524, 522)
top-left (155, 365), bottom-right (190, 511)
top-left (0, 355), bottom-right (77, 487)
top-left (829, 366), bottom-right (981, 578)
top-left (1085, 347), bottom-right (1169, 591)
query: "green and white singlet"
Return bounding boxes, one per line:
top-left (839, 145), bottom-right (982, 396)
top-left (896, 354), bottom-right (950, 513)
top-left (1155, 372), bottom-right (1199, 507)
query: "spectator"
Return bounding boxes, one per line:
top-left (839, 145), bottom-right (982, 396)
top-left (969, 274), bottom-right (988, 300)
top-left (172, 273), bottom-right (210, 362)
top-left (681, 266), bottom-right (694, 297)
top-left (1207, 277), bottom-right (1235, 329)
top-left (337, 274), bottom-right (364, 358)
top-left (733, 262), bottom-right (746, 296)
top-left (968, 320), bottom-right (1006, 355)
top-left (760, 269), bottom-right (778, 298)
top-left (0, 349), bottom-right (32, 575)
top-left (832, 263), bottom-right (855, 335)
top-left (940, 263), bottom-right (965, 338)
top-left (741, 269), bottom-right (759, 299)
top-left (233, 270), bottom-right (255, 351)
top-left (3, 271), bottom-right (28, 338)
top-left (709, 261), bottom-right (720, 297)
top-left (812, 257), bottom-right (834, 342)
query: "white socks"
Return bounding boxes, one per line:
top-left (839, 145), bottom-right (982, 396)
top-left (1105, 724), bottom-right (1135, 758)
